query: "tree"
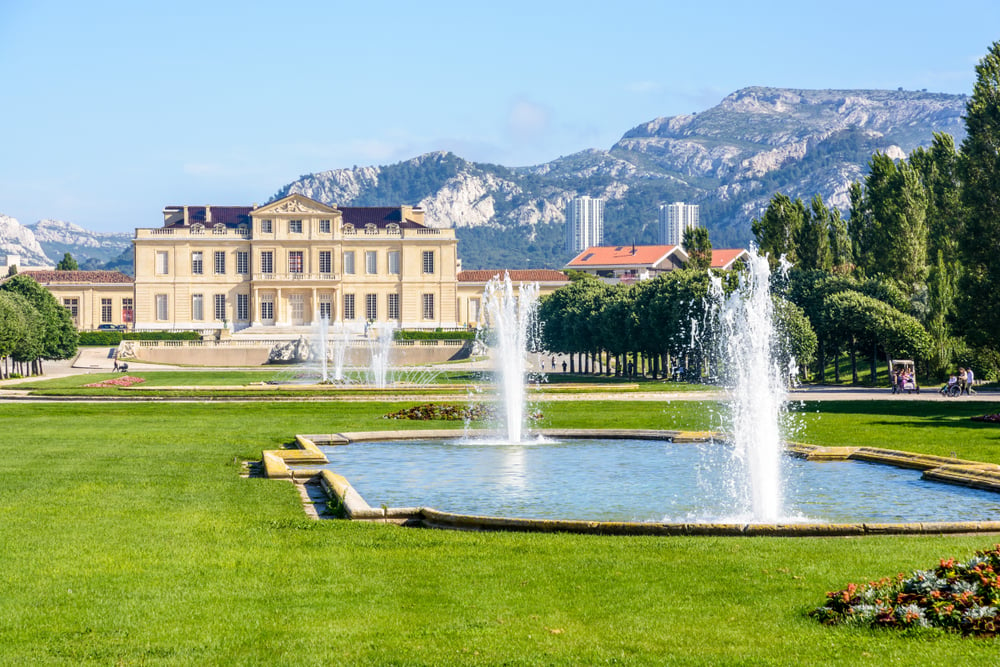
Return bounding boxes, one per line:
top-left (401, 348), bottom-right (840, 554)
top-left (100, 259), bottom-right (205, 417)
top-left (683, 226), bottom-right (712, 271)
top-left (0, 275), bottom-right (78, 373)
top-left (0, 292), bottom-right (28, 378)
top-left (795, 195), bottom-right (832, 271)
top-left (751, 193), bottom-right (806, 269)
top-left (56, 252), bottom-right (79, 271)
top-left (957, 40), bottom-right (1000, 348)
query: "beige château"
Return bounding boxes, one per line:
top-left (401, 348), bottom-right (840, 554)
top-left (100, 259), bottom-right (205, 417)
top-left (133, 194), bottom-right (462, 332)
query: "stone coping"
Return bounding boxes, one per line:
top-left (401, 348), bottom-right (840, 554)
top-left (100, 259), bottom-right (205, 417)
top-left (258, 429), bottom-right (1000, 535)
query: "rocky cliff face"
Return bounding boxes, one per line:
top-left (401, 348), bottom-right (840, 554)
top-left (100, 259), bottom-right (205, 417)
top-left (0, 214), bottom-right (52, 266)
top-left (276, 87), bottom-right (966, 268)
top-left (27, 218), bottom-right (132, 266)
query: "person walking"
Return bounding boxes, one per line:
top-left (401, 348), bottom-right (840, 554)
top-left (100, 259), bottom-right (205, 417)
top-left (965, 367), bottom-right (975, 395)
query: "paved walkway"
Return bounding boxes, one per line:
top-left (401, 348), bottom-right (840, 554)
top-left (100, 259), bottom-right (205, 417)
top-left (1, 350), bottom-right (997, 404)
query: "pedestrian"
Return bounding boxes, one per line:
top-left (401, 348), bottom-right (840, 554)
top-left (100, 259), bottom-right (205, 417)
top-left (965, 367), bottom-right (975, 395)
top-left (561, 360), bottom-right (567, 373)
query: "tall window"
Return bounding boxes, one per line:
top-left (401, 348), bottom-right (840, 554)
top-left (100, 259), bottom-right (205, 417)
top-left (156, 251), bottom-right (169, 275)
top-left (156, 294), bottom-right (168, 320)
top-left (260, 300), bottom-right (273, 321)
top-left (289, 219), bottom-right (302, 233)
top-left (422, 293), bottom-right (435, 320)
top-left (192, 294), bottom-right (204, 320)
top-left (319, 219), bottom-right (331, 233)
top-left (422, 250), bottom-right (434, 274)
top-left (214, 251), bottom-right (226, 275)
top-left (343, 251), bottom-right (355, 275)
top-left (387, 293), bottom-right (400, 320)
top-left (388, 250), bottom-right (400, 275)
top-left (343, 294), bottom-right (356, 320)
top-left (191, 251), bottom-right (203, 275)
top-left (260, 251), bottom-right (273, 274)
top-left (63, 298), bottom-right (79, 325)
top-left (365, 293), bottom-right (377, 320)
top-left (261, 219), bottom-right (272, 233)
top-left (319, 251), bottom-right (332, 274)
top-left (289, 251), bottom-right (303, 273)
top-left (236, 294), bottom-right (249, 321)
top-left (365, 250), bottom-right (377, 275)
top-left (319, 296), bottom-right (332, 320)
top-left (214, 294), bottom-right (226, 320)
top-left (236, 251), bottom-right (249, 274)
top-left (122, 298), bottom-right (133, 324)
top-left (97, 298), bottom-right (111, 323)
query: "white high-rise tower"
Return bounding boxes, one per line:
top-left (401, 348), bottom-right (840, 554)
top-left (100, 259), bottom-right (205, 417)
top-left (658, 202), bottom-right (700, 247)
top-left (565, 196), bottom-right (604, 253)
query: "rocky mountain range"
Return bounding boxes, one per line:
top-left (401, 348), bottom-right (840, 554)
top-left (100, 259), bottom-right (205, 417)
top-left (2, 86), bottom-right (969, 272)
top-left (276, 87), bottom-right (967, 269)
top-left (0, 215), bottom-right (131, 271)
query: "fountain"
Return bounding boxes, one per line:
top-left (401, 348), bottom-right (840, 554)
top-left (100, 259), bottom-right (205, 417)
top-left (366, 323), bottom-right (395, 389)
top-left (710, 246), bottom-right (788, 522)
top-left (482, 272), bottom-right (540, 443)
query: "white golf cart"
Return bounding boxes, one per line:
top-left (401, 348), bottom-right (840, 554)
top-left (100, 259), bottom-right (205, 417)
top-left (890, 359), bottom-right (919, 394)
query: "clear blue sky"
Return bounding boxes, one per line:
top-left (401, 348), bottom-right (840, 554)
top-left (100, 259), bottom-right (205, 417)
top-left (1, 0), bottom-right (997, 232)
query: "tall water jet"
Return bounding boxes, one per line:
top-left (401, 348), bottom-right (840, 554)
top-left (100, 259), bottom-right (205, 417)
top-left (483, 272), bottom-right (540, 443)
top-left (367, 323), bottom-right (395, 389)
top-left (313, 316), bottom-right (331, 382)
top-left (711, 247), bottom-right (788, 522)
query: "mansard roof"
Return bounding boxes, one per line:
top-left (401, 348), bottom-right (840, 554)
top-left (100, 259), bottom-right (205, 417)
top-left (17, 270), bottom-right (134, 285)
top-left (457, 269), bottom-right (570, 283)
top-left (163, 206), bottom-right (254, 228)
top-left (340, 207), bottom-right (426, 228)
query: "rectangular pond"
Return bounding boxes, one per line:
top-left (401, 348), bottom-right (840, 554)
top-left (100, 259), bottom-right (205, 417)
top-left (301, 438), bottom-right (1000, 523)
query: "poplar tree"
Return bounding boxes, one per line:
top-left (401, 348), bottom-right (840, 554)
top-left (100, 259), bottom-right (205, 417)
top-left (958, 40), bottom-right (1000, 347)
top-left (751, 193), bottom-right (806, 268)
top-left (682, 226), bottom-right (712, 271)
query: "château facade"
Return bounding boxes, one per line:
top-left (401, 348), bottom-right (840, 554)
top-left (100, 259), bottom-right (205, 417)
top-left (133, 194), bottom-right (460, 332)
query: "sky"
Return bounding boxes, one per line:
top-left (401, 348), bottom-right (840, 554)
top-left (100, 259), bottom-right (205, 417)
top-left (1, 1), bottom-right (998, 233)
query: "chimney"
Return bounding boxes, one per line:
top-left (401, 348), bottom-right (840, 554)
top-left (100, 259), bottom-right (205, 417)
top-left (205, 206), bottom-right (212, 223)
top-left (183, 206), bottom-right (189, 225)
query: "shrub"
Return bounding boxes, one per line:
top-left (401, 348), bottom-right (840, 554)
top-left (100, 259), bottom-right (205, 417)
top-left (394, 330), bottom-right (476, 341)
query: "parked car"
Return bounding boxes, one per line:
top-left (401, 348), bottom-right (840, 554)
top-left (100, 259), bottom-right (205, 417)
top-left (96, 324), bottom-right (127, 331)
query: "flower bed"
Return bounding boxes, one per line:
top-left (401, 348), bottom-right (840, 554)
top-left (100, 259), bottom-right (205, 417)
top-left (811, 544), bottom-right (1000, 636)
top-left (383, 403), bottom-right (496, 421)
top-left (83, 376), bottom-right (146, 389)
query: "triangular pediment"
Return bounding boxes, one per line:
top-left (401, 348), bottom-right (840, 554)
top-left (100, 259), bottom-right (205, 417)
top-left (253, 194), bottom-right (340, 217)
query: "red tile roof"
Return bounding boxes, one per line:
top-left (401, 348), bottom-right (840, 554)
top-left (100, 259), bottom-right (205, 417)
top-left (710, 248), bottom-right (750, 269)
top-left (458, 269), bottom-right (570, 283)
top-left (565, 245), bottom-right (686, 268)
top-left (18, 270), bottom-right (134, 285)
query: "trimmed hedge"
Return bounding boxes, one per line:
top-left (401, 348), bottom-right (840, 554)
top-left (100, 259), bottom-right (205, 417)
top-left (78, 331), bottom-right (202, 346)
top-left (394, 329), bottom-right (476, 341)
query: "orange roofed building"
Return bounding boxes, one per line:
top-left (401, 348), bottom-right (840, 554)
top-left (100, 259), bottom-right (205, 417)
top-left (564, 244), bottom-right (749, 284)
top-left (564, 245), bottom-right (689, 283)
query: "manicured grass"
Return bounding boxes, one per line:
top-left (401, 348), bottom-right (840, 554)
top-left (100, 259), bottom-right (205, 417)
top-left (1, 400), bottom-right (1000, 664)
top-left (4, 370), bottom-right (714, 397)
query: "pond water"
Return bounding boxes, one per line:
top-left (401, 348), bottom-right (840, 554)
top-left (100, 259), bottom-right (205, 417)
top-left (305, 438), bottom-right (1000, 523)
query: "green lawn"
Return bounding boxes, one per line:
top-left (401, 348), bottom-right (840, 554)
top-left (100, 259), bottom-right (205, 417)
top-left (1, 400), bottom-right (1000, 664)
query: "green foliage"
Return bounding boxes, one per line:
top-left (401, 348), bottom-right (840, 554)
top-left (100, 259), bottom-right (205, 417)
top-left (55, 252), bottom-right (78, 271)
top-left (122, 331), bottom-right (201, 341)
top-left (751, 193), bottom-right (806, 268)
top-left (773, 296), bottom-right (817, 370)
top-left (682, 226), bottom-right (712, 270)
top-left (957, 40), bottom-right (1000, 348)
top-left (393, 329), bottom-right (476, 340)
top-left (0, 274), bottom-right (77, 363)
